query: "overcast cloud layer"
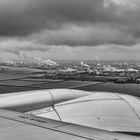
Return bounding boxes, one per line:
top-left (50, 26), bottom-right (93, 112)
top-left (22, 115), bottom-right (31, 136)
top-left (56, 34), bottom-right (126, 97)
top-left (0, 0), bottom-right (140, 60)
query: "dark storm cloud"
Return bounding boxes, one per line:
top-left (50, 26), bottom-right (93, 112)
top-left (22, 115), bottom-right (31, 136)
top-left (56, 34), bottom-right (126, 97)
top-left (32, 25), bottom-right (137, 46)
top-left (0, 0), bottom-right (140, 46)
top-left (0, 0), bottom-right (103, 36)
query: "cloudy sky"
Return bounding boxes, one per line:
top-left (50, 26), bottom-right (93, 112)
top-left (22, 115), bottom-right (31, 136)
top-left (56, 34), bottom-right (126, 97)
top-left (0, 0), bottom-right (140, 60)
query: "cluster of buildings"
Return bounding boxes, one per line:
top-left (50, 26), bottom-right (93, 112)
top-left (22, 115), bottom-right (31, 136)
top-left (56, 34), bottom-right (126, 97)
top-left (0, 57), bottom-right (140, 83)
top-left (45, 61), bottom-right (140, 83)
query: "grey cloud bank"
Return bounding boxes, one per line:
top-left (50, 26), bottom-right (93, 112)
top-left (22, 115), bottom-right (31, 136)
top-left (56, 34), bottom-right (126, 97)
top-left (0, 0), bottom-right (140, 60)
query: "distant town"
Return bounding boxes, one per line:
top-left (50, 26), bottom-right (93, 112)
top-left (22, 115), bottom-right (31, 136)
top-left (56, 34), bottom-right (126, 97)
top-left (0, 56), bottom-right (140, 84)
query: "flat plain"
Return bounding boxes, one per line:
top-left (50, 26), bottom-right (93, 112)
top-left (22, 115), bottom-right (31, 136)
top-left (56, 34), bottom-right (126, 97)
top-left (0, 66), bottom-right (140, 97)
